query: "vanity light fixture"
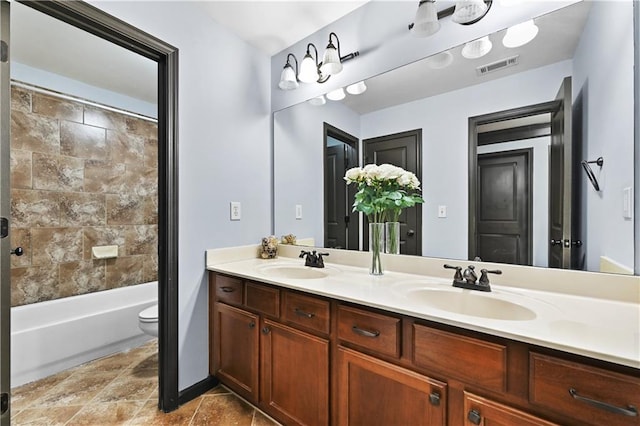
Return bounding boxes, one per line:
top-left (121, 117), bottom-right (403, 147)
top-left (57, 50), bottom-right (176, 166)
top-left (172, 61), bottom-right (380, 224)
top-left (326, 87), bottom-right (346, 101)
top-left (299, 43), bottom-right (323, 83)
top-left (426, 51), bottom-right (454, 69)
top-left (308, 95), bottom-right (327, 106)
top-left (452, 0), bottom-right (491, 24)
top-left (278, 53), bottom-right (299, 90)
top-left (409, 0), bottom-right (492, 37)
top-left (320, 32), bottom-right (343, 75)
top-left (503, 19), bottom-right (539, 48)
top-left (461, 35), bottom-right (492, 59)
top-left (409, 0), bottom-right (440, 37)
top-left (346, 81), bottom-right (367, 95)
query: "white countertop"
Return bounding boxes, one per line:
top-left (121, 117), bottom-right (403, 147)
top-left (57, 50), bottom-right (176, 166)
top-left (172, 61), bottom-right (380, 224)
top-left (206, 245), bottom-right (640, 369)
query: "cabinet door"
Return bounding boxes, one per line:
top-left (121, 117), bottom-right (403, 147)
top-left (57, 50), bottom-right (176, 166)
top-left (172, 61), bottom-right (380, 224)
top-left (211, 302), bottom-right (259, 402)
top-left (337, 347), bottom-right (447, 426)
top-left (261, 319), bottom-right (329, 426)
top-left (464, 392), bottom-right (558, 426)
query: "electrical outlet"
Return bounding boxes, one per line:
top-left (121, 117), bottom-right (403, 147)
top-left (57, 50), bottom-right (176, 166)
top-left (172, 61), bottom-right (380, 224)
top-left (295, 204), bottom-right (303, 220)
top-left (438, 205), bottom-right (447, 218)
top-left (230, 202), bottom-right (241, 221)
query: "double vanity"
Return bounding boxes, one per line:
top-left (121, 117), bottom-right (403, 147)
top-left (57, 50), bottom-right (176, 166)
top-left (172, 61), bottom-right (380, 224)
top-left (206, 244), bottom-right (640, 425)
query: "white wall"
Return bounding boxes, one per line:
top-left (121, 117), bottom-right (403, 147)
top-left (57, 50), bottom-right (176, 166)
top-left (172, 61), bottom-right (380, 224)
top-left (572, 1), bottom-right (634, 272)
top-left (90, 1), bottom-right (272, 391)
top-left (274, 100), bottom-right (360, 243)
top-left (12, 62), bottom-right (157, 118)
top-left (361, 60), bottom-right (572, 260)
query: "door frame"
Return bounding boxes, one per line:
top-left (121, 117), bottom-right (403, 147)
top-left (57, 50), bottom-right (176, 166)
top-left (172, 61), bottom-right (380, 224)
top-left (468, 101), bottom-right (558, 262)
top-left (15, 0), bottom-right (180, 412)
top-left (323, 123), bottom-right (359, 250)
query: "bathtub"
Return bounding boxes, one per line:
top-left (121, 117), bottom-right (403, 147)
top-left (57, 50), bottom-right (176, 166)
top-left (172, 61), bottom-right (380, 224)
top-left (11, 282), bottom-right (157, 387)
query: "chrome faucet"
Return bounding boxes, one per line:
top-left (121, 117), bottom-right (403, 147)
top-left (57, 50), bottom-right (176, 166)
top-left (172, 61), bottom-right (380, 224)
top-left (443, 264), bottom-right (501, 292)
top-left (299, 250), bottom-right (329, 268)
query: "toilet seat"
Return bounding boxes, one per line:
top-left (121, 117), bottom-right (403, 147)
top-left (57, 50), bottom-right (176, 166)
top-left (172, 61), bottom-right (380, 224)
top-left (138, 305), bottom-right (158, 323)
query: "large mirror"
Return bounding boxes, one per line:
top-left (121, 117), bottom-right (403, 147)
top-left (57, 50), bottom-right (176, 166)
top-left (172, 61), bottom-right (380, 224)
top-left (274, 1), bottom-right (636, 275)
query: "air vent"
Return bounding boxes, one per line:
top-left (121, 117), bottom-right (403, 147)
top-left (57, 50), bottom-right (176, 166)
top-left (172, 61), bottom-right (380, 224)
top-left (476, 55), bottom-right (520, 76)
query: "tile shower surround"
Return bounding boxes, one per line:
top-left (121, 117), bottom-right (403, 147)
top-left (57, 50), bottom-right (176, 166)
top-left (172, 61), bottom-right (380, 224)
top-left (9, 85), bottom-right (158, 307)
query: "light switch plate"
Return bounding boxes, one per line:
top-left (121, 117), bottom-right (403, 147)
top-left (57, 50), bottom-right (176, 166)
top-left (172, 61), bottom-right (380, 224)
top-left (230, 201), bottom-right (241, 221)
top-left (295, 204), bottom-right (303, 220)
top-left (438, 205), bottom-right (447, 218)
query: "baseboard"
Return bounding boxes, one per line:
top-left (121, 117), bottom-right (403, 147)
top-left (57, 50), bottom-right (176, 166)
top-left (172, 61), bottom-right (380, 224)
top-left (178, 375), bottom-right (219, 405)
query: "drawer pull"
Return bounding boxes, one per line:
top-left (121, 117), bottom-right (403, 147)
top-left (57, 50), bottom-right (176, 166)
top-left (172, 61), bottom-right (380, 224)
top-left (569, 388), bottom-right (638, 417)
top-left (352, 325), bottom-right (380, 338)
top-left (429, 392), bottom-right (440, 406)
top-left (467, 409), bottom-right (481, 425)
top-left (294, 308), bottom-right (315, 319)
top-left (220, 286), bottom-right (236, 293)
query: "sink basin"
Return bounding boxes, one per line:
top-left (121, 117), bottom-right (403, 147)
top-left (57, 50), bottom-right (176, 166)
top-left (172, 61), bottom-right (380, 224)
top-left (257, 265), bottom-right (331, 280)
top-left (406, 288), bottom-right (536, 321)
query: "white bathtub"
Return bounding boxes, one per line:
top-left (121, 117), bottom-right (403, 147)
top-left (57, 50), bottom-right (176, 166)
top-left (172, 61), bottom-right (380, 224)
top-left (11, 282), bottom-right (157, 387)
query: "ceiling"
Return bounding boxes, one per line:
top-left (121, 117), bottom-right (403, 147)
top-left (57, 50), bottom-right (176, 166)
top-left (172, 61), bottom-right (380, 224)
top-left (194, 1), bottom-right (371, 56)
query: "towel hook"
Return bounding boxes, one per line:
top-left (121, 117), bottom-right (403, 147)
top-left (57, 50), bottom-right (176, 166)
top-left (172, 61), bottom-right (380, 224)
top-left (581, 157), bottom-right (603, 191)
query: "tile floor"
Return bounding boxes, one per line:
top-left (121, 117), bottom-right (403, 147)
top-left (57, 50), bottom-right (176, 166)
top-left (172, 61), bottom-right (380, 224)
top-left (11, 340), bottom-right (280, 425)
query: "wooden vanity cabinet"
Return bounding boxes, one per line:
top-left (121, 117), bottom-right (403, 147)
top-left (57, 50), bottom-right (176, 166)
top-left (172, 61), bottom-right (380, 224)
top-left (209, 273), bottom-right (330, 426)
top-left (337, 347), bottom-right (447, 425)
top-left (211, 302), bottom-right (259, 402)
top-left (210, 272), bottom-right (640, 426)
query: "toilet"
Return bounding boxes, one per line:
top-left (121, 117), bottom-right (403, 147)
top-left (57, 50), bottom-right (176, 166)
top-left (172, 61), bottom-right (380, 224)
top-left (138, 304), bottom-right (158, 337)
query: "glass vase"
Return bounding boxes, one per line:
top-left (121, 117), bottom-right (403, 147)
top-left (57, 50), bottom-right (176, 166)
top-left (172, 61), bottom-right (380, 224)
top-left (369, 223), bottom-right (384, 275)
top-left (385, 222), bottom-right (400, 255)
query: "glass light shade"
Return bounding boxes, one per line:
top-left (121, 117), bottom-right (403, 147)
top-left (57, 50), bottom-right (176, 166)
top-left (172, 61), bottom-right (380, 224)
top-left (426, 51), bottom-right (454, 69)
top-left (346, 81), bottom-right (367, 95)
top-left (411, 1), bottom-right (440, 37)
top-left (308, 95), bottom-right (326, 106)
top-left (320, 44), bottom-right (343, 75)
top-left (461, 36), bottom-right (492, 59)
top-left (298, 53), bottom-right (319, 83)
top-left (452, 0), bottom-right (488, 24)
top-left (326, 87), bottom-right (346, 101)
top-left (278, 64), bottom-right (299, 90)
top-left (503, 20), bottom-right (539, 48)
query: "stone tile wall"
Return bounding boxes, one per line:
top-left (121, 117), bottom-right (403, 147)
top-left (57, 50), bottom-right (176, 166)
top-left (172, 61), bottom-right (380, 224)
top-left (9, 85), bottom-right (158, 307)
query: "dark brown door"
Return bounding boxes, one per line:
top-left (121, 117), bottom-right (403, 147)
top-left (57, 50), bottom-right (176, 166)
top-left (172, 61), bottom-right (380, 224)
top-left (324, 124), bottom-right (358, 250)
top-left (476, 149), bottom-right (532, 265)
top-left (548, 77), bottom-right (576, 269)
top-left (363, 129), bottom-right (422, 255)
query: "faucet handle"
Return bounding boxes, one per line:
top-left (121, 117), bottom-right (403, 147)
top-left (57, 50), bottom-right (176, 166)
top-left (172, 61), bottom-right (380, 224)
top-left (443, 264), bottom-right (463, 281)
top-left (317, 252), bottom-right (329, 267)
top-left (479, 269), bottom-right (502, 285)
top-left (299, 250), bottom-right (311, 258)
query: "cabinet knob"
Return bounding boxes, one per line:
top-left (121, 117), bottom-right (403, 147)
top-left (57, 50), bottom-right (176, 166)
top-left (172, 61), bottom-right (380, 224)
top-left (10, 247), bottom-right (23, 256)
top-left (248, 322), bottom-right (255, 329)
top-left (467, 409), bottom-right (481, 425)
top-left (262, 326), bottom-right (270, 335)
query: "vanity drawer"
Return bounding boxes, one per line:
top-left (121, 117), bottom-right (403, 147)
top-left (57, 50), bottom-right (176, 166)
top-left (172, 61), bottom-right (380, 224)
top-left (213, 274), bottom-right (244, 306)
top-left (282, 291), bottom-right (330, 335)
top-left (338, 304), bottom-right (401, 359)
top-left (413, 324), bottom-right (507, 392)
top-left (529, 353), bottom-right (640, 426)
top-left (245, 281), bottom-right (280, 317)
